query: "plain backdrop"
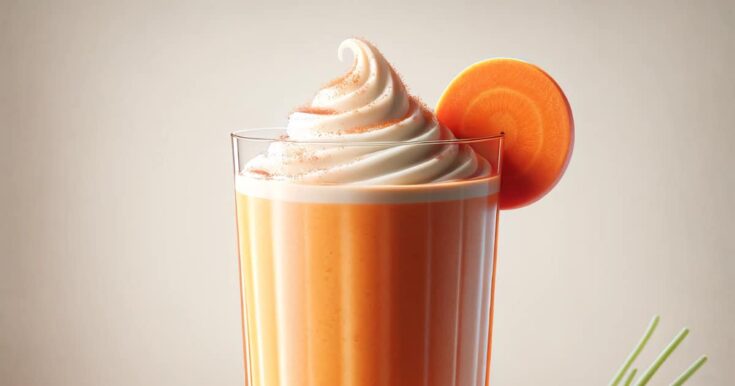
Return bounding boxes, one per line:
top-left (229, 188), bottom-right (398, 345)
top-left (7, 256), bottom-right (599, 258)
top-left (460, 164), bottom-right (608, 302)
top-left (2, 0), bottom-right (734, 385)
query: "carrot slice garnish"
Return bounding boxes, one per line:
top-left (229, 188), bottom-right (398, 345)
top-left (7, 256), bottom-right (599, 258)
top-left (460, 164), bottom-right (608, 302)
top-left (437, 59), bottom-right (573, 209)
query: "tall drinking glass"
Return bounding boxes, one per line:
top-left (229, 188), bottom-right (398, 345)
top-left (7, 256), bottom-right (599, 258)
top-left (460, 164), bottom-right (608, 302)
top-left (232, 128), bottom-right (503, 386)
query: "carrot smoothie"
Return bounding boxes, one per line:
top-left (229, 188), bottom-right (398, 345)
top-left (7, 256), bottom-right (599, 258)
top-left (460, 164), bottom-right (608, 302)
top-left (233, 38), bottom-right (503, 386)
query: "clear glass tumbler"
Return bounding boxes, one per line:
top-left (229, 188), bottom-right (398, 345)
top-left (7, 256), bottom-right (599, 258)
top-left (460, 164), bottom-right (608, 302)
top-left (232, 128), bottom-right (503, 386)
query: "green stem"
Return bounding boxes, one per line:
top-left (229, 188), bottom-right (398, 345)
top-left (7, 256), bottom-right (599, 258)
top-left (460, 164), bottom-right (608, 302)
top-left (609, 315), bottom-right (660, 386)
top-left (623, 368), bottom-right (637, 386)
top-left (635, 327), bottom-right (689, 385)
top-left (671, 355), bottom-right (708, 386)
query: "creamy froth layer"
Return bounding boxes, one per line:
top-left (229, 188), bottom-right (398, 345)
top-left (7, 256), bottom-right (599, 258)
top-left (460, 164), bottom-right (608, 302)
top-left (236, 175), bottom-right (499, 204)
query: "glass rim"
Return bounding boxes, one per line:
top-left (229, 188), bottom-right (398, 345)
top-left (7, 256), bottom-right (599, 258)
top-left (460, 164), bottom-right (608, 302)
top-left (231, 128), bottom-right (504, 146)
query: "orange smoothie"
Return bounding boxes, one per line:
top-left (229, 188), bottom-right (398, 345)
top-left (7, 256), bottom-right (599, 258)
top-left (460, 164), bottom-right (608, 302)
top-left (232, 33), bottom-right (575, 386)
top-left (235, 177), bottom-right (500, 386)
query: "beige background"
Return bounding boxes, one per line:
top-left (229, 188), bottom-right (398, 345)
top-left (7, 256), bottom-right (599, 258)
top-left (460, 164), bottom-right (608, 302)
top-left (2, 0), bottom-right (734, 385)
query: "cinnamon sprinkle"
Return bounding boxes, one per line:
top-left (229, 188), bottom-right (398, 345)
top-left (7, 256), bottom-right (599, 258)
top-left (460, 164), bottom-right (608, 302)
top-left (248, 169), bottom-right (273, 179)
top-left (293, 106), bottom-right (338, 115)
top-left (325, 69), bottom-right (360, 90)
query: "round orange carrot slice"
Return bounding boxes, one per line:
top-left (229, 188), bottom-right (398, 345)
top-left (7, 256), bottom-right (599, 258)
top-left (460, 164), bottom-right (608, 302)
top-left (436, 58), bottom-right (573, 210)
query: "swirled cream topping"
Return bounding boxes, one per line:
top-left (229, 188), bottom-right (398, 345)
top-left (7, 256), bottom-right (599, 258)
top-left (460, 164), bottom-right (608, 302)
top-left (243, 38), bottom-right (490, 185)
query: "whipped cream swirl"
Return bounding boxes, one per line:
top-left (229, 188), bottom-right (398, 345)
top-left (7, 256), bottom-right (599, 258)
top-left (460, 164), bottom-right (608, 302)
top-left (244, 38), bottom-right (490, 185)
